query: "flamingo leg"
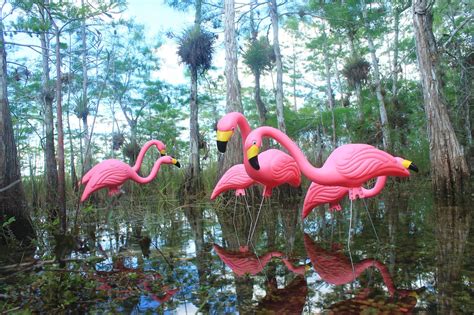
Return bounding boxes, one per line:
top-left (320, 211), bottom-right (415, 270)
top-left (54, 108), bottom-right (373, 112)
top-left (362, 198), bottom-right (380, 245)
top-left (247, 194), bottom-right (266, 245)
top-left (243, 194), bottom-right (253, 238)
top-left (347, 198), bottom-right (356, 283)
top-left (233, 196), bottom-right (241, 247)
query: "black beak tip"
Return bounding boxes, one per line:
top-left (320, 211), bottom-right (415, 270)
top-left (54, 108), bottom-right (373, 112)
top-left (160, 153), bottom-right (166, 157)
top-left (248, 156), bottom-right (260, 170)
top-left (409, 163), bottom-right (418, 172)
top-left (217, 141), bottom-right (228, 153)
top-left (175, 161), bottom-right (181, 168)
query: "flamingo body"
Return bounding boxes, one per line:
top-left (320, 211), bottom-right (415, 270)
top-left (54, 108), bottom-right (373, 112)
top-left (210, 164), bottom-right (256, 199)
top-left (302, 183), bottom-right (348, 218)
top-left (302, 176), bottom-right (388, 219)
top-left (243, 149), bottom-right (301, 197)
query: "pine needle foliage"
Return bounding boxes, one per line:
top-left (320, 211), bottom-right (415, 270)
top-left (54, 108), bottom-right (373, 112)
top-left (342, 57), bottom-right (370, 88)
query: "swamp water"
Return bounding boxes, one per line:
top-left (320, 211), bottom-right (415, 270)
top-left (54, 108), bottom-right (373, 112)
top-left (1, 180), bottom-right (472, 314)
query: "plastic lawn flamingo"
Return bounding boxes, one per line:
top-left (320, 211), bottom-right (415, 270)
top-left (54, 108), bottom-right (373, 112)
top-left (82, 140), bottom-right (167, 186)
top-left (210, 164), bottom-right (256, 199)
top-left (80, 156), bottom-right (180, 202)
top-left (302, 177), bottom-right (388, 219)
top-left (215, 112), bottom-right (301, 198)
top-left (303, 234), bottom-right (399, 296)
top-left (244, 126), bottom-right (418, 194)
top-left (213, 244), bottom-right (307, 276)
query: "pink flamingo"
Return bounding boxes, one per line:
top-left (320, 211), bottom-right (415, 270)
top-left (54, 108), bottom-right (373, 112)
top-left (244, 126), bottom-right (417, 195)
top-left (210, 164), bottom-right (256, 199)
top-left (215, 112), bottom-right (301, 198)
top-left (213, 244), bottom-right (306, 276)
top-left (302, 177), bottom-right (387, 219)
top-left (81, 140), bottom-right (167, 187)
top-left (80, 155), bottom-right (180, 202)
top-left (304, 234), bottom-right (399, 296)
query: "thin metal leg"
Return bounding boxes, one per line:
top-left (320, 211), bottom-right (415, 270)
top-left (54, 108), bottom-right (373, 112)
top-left (233, 196), bottom-right (240, 247)
top-left (362, 198), bottom-right (380, 244)
top-left (347, 199), bottom-right (356, 282)
top-left (248, 195), bottom-right (265, 245)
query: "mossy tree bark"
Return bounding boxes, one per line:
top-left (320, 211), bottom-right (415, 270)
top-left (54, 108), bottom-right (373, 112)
top-left (412, 0), bottom-right (469, 198)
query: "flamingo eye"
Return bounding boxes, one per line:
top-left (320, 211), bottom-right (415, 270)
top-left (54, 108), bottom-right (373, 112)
top-left (231, 127), bottom-right (235, 131)
top-left (252, 140), bottom-right (257, 145)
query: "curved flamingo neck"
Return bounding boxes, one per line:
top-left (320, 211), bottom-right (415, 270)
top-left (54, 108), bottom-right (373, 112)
top-left (252, 127), bottom-right (327, 183)
top-left (356, 259), bottom-right (396, 296)
top-left (361, 176), bottom-right (387, 198)
top-left (233, 112), bottom-right (252, 141)
top-left (133, 140), bottom-right (164, 172)
top-left (133, 157), bottom-right (165, 183)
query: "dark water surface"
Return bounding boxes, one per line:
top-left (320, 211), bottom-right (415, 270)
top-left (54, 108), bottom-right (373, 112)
top-left (2, 180), bottom-right (473, 314)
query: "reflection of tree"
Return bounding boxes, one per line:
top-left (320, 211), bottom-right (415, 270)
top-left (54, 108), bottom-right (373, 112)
top-left (255, 275), bottom-right (308, 314)
top-left (328, 287), bottom-right (419, 314)
top-left (435, 202), bottom-right (471, 314)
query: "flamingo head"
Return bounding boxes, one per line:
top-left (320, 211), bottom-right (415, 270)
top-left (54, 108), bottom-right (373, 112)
top-left (216, 112), bottom-right (242, 152)
top-left (244, 136), bottom-right (263, 170)
top-left (155, 140), bottom-right (167, 156)
top-left (144, 139), bottom-right (167, 156)
top-left (396, 157), bottom-right (418, 173)
top-left (162, 156), bottom-right (181, 168)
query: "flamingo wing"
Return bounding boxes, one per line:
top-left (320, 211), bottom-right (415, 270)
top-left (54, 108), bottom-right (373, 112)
top-left (302, 183), bottom-right (349, 218)
top-left (334, 145), bottom-right (408, 183)
top-left (81, 162), bottom-right (131, 201)
top-left (265, 149), bottom-right (301, 187)
top-left (211, 164), bottom-right (257, 200)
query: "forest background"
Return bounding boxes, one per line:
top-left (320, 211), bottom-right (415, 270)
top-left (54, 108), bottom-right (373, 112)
top-left (0, 0), bottom-right (472, 270)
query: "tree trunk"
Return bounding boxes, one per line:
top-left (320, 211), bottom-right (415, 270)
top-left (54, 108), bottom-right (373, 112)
top-left (269, 0), bottom-right (286, 133)
top-left (39, 2), bottom-right (59, 218)
top-left (348, 33), bottom-right (363, 121)
top-left (0, 12), bottom-right (35, 247)
top-left (81, 0), bottom-right (91, 173)
top-left (55, 29), bottom-right (66, 232)
top-left (219, 0), bottom-right (244, 179)
top-left (412, 0), bottom-right (469, 197)
top-left (186, 68), bottom-right (201, 193)
top-left (362, 0), bottom-right (391, 151)
top-left (322, 26), bottom-right (337, 149)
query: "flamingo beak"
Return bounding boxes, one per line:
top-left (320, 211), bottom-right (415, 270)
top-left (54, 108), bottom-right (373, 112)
top-left (160, 149), bottom-right (166, 156)
top-left (172, 158), bottom-right (181, 168)
top-left (216, 130), bottom-right (234, 153)
top-left (247, 145), bottom-right (260, 170)
top-left (402, 159), bottom-right (418, 172)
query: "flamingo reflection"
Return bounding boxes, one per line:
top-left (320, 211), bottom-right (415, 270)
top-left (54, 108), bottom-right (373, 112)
top-left (213, 244), bottom-right (306, 277)
top-left (304, 234), bottom-right (399, 296)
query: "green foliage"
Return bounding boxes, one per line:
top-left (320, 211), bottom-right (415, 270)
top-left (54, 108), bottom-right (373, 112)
top-left (242, 37), bottom-right (275, 75)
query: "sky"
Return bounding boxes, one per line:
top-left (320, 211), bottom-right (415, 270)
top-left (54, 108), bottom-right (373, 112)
top-left (123, 0), bottom-right (195, 85)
